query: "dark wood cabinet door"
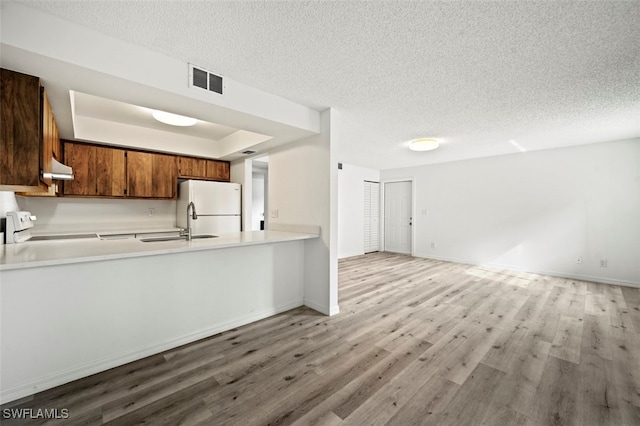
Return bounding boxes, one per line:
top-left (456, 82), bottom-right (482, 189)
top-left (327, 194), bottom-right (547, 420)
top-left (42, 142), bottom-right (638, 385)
top-left (95, 145), bottom-right (126, 197)
top-left (205, 160), bottom-right (230, 181)
top-left (152, 153), bottom-right (176, 198)
top-left (63, 142), bottom-right (126, 197)
top-left (126, 151), bottom-right (153, 198)
top-left (177, 156), bottom-right (229, 182)
top-left (0, 69), bottom-right (42, 190)
top-left (178, 156), bottom-right (206, 178)
top-left (127, 151), bottom-right (176, 198)
top-left (63, 142), bottom-right (96, 196)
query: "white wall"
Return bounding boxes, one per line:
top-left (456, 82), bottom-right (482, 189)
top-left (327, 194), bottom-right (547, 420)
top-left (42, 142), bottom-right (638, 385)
top-left (1, 241), bottom-right (304, 403)
top-left (16, 196), bottom-right (176, 234)
top-left (230, 159), bottom-right (253, 231)
top-left (268, 109), bottom-right (338, 315)
top-left (338, 164), bottom-right (380, 258)
top-left (381, 139), bottom-right (640, 287)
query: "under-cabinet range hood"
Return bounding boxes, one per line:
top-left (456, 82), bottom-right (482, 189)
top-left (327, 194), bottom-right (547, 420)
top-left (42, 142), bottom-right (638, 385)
top-left (42, 158), bottom-right (74, 180)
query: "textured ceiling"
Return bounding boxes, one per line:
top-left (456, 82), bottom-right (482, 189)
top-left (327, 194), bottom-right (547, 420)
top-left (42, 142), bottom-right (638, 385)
top-left (15, 0), bottom-right (640, 170)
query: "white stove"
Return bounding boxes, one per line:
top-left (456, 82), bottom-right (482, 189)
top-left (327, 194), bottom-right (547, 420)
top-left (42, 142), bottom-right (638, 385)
top-left (5, 211), bottom-right (36, 244)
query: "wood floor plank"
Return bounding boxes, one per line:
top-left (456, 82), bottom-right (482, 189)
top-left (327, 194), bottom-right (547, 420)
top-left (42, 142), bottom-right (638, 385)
top-left (576, 354), bottom-right (624, 426)
top-left (417, 303), bottom-right (467, 345)
top-left (480, 403), bottom-right (529, 426)
top-left (547, 285), bottom-right (585, 320)
top-left (483, 334), bottom-right (552, 416)
top-left (384, 374), bottom-right (460, 426)
top-left (620, 286), bottom-right (640, 334)
top-left (102, 377), bottom-right (216, 425)
top-left (436, 321), bottom-right (503, 386)
top-left (608, 334), bottom-right (640, 409)
top-left (549, 314), bottom-right (584, 364)
top-left (481, 323), bottom-right (531, 373)
top-left (581, 313), bottom-right (614, 361)
top-left (2, 252), bottom-right (637, 425)
top-left (375, 318), bottom-right (427, 352)
top-left (528, 356), bottom-right (580, 426)
top-left (585, 292), bottom-right (610, 316)
top-left (290, 337), bottom-right (429, 425)
top-left (294, 410), bottom-right (343, 426)
top-left (341, 311), bottom-right (495, 425)
top-left (213, 346), bottom-right (390, 426)
top-left (433, 363), bottom-right (507, 426)
top-left (101, 363), bottom-right (220, 422)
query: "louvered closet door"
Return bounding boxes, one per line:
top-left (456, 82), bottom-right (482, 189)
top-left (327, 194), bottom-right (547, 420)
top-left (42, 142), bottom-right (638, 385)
top-left (364, 181), bottom-right (380, 253)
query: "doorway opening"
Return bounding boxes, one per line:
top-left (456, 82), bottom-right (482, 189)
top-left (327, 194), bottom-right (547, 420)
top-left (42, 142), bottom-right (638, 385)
top-left (251, 156), bottom-right (269, 231)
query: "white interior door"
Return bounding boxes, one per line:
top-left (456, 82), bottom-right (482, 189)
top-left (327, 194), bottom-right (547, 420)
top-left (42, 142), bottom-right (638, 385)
top-left (384, 181), bottom-right (412, 254)
top-left (363, 181), bottom-right (380, 253)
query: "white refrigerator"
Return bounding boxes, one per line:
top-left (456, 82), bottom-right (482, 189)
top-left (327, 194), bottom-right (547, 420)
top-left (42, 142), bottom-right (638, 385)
top-left (177, 180), bottom-right (241, 235)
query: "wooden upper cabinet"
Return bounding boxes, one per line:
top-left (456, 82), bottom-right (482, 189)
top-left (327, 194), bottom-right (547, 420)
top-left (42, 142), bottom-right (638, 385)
top-left (65, 143), bottom-right (176, 199)
top-left (0, 69), bottom-right (45, 191)
top-left (61, 141), bottom-right (231, 199)
top-left (63, 141), bottom-right (126, 197)
top-left (177, 155), bottom-right (230, 182)
top-left (41, 88), bottom-right (53, 187)
top-left (1, 69), bottom-right (62, 195)
top-left (95, 146), bottom-right (126, 196)
top-left (63, 142), bottom-right (94, 196)
top-left (127, 151), bottom-right (176, 199)
top-left (178, 156), bottom-right (207, 178)
top-left (205, 160), bottom-right (230, 181)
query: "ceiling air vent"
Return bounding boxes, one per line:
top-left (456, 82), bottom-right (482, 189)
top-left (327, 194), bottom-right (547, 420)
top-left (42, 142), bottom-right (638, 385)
top-left (242, 150), bottom-right (256, 155)
top-left (189, 63), bottom-right (224, 95)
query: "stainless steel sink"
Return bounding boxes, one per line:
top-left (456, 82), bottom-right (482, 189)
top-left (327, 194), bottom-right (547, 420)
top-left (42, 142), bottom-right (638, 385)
top-left (139, 234), bottom-right (218, 242)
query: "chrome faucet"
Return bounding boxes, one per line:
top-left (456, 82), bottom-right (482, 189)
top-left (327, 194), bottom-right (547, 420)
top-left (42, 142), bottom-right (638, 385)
top-left (185, 201), bottom-right (198, 241)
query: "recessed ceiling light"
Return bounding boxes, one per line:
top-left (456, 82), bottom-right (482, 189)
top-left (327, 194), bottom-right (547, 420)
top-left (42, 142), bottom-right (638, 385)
top-left (152, 110), bottom-right (198, 127)
top-left (408, 138), bottom-right (440, 152)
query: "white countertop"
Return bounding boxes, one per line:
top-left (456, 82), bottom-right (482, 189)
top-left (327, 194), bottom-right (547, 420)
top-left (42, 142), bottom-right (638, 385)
top-left (0, 230), bottom-right (318, 271)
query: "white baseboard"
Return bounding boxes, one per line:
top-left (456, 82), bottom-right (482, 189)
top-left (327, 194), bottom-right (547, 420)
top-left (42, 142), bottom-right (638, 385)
top-left (304, 299), bottom-right (331, 315)
top-left (414, 253), bottom-right (640, 289)
top-left (303, 300), bottom-right (339, 316)
top-left (0, 300), bottom-right (304, 405)
top-left (338, 251), bottom-right (365, 259)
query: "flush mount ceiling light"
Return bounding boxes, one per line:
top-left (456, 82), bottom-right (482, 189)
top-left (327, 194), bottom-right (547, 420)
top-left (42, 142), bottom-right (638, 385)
top-left (152, 110), bottom-right (198, 127)
top-left (408, 138), bottom-right (440, 152)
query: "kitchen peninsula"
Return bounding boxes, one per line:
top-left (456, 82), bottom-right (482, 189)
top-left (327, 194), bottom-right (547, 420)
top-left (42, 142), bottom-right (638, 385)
top-left (0, 228), bottom-right (319, 403)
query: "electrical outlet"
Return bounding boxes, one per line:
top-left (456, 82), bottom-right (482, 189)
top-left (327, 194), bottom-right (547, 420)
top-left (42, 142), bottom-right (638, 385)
top-left (600, 259), bottom-right (607, 267)
top-left (576, 256), bottom-right (583, 264)
top-left (271, 209), bottom-right (279, 219)
top-left (148, 208), bottom-right (155, 217)
top-left (431, 242), bottom-right (437, 249)
top-left (422, 209), bottom-right (429, 216)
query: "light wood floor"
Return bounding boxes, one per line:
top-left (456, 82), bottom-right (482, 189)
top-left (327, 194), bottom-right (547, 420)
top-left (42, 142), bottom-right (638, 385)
top-left (2, 253), bottom-right (639, 425)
